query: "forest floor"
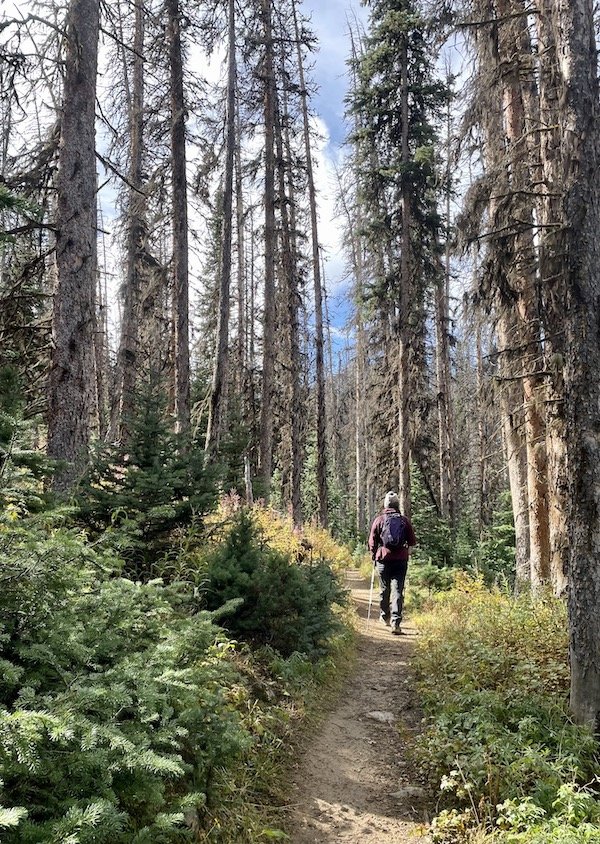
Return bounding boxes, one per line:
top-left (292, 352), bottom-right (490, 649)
top-left (283, 569), bottom-right (432, 844)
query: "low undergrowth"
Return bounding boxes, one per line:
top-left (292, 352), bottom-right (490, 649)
top-left (412, 576), bottom-right (600, 844)
top-left (0, 505), bottom-right (353, 842)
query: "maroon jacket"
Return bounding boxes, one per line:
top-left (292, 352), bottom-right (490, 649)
top-left (368, 508), bottom-right (416, 563)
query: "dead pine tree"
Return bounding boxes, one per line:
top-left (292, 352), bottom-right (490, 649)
top-left (205, 0), bottom-right (236, 462)
top-left (167, 0), bottom-right (190, 434)
top-left (47, 0), bottom-right (100, 491)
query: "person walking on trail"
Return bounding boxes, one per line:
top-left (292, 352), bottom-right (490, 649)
top-left (368, 491), bottom-right (416, 635)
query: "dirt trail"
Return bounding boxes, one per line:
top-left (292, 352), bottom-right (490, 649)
top-left (285, 570), bottom-right (430, 844)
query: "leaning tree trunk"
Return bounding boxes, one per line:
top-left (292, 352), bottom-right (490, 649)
top-left (167, 0), bottom-right (190, 433)
top-left (47, 0), bottom-right (99, 491)
top-left (205, 0), bottom-right (236, 460)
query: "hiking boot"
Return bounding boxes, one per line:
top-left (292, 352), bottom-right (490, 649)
top-left (391, 622), bottom-right (402, 635)
top-left (380, 615), bottom-right (391, 627)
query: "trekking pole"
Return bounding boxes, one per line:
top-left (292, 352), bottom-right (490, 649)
top-left (366, 562), bottom-right (376, 629)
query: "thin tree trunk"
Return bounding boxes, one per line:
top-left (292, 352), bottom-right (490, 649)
top-left (275, 53), bottom-right (302, 525)
top-left (398, 33), bottom-right (412, 517)
top-left (115, 0), bottom-right (145, 441)
top-left (167, 0), bottom-right (190, 433)
top-left (47, 0), bottom-right (99, 491)
top-left (205, 0), bottom-right (236, 460)
top-left (259, 0), bottom-right (276, 495)
top-left (292, 0), bottom-right (328, 526)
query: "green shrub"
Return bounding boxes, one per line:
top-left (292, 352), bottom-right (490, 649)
top-left (413, 577), bottom-right (600, 843)
top-left (76, 388), bottom-right (216, 579)
top-left (0, 524), bottom-right (250, 842)
top-left (203, 509), bottom-right (348, 658)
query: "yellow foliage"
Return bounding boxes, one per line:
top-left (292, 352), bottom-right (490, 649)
top-left (205, 495), bottom-right (354, 571)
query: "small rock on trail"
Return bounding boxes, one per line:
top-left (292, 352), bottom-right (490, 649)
top-left (284, 570), bottom-right (431, 844)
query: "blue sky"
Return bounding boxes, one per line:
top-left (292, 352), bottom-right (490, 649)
top-left (294, 1), bottom-right (369, 339)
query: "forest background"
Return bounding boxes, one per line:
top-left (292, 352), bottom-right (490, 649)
top-left (1, 0), bottom-right (600, 840)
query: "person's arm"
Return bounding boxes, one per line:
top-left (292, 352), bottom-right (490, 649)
top-left (368, 517), bottom-right (380, 562)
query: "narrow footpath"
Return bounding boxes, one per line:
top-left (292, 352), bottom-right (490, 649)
top-left (284, 570), bottom-right (431, 844)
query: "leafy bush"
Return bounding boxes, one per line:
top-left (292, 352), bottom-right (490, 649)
top-left (0, 524), bottom-right (251, 842)
top-left (203, 509), bottom-right (348, 658)
top-left (413, 577), bottom-right (600, 843)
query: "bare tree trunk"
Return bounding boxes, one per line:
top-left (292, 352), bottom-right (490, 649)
top-left (398, 33), bottom-right (412, 517)
top-left (94, 265), bottom-right (108, 439)
top-left (235, 76), bottom-right (246, 398)
top-left (499, 0), bottom-right (551, 589)
top-left (205, 0), bottom-right (236, 460)
top-left (543, 0), bottom-right (600, 729)
top-left (275, 54), bottom-right (302, 525)
top-left (496, 315), bottom-right (531, 585)
top-left (47, 0), bottom-right (99, 491)
top-left (114, 0), bottom-right (145, 441)
top-left (167, 0), bottom-right (190, 433)
top-left (292, 0), bottom-right (328, 527)
top-left (258, 0), bottom-right (276, 495)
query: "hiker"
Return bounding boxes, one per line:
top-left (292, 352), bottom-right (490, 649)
top-left (368, 491), bottom-right (416, 635)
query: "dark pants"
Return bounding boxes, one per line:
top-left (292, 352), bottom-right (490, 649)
top-left (377, 559), bottom-right (408, 624)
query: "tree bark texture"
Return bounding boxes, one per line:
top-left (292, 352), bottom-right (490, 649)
top-left (167, 0), bottom-right (190, 433)
top-left (258, 0), bottom-right (276, 495)
top-left (547, 0), bottom-right (600, 729)
top-left (47, 0), bottom-right (99, 491)
top-left (114, 0), bottom-right (145, 441)
top-left (292, 0), bottom-right (328, 527)
top-left (205, 0), bottom-right (236, 460)
top-left (275, 54), bottom-right (302, 526)
top-left (536, 0), bottom-right (569, 597)
top-left (498, 0), bottom-right (551, 590)
top-left (398, 33), bottom-right (412, 518)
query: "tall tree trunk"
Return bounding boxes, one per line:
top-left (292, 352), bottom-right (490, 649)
top-left (115, 0), bottom-right (145, 441)
top-left (499, 0), bottom-right (551, 590)
top-left (205, 0), bottom-right (236, 460)
top-left (167, 0), bottom-right (190, 433)
top-left (536, 0), bottom-right (568, 596)
top-left (275, 55), bottom-right (302, 525)
top-left (47, 0), bottom-right (99, 491)
top-left (398, 33), bottom-right (412, 517)
top-left (258, 0), bottom-right (276, 495)
top-left (292, 0), bottom-right (328, 526)
top-left (437, 87), bottom-right (455, 523)
top-left (545, 0), bottom-right (600, 729)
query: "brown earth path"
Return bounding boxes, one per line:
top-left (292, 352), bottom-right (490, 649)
top-left (284, 569), bottom-right (431, 844)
